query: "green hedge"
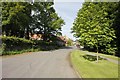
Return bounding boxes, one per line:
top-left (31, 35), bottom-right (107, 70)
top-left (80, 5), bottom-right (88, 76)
top-left (33, 40), bottom-right (60, 51)
top-left (1, 36), bottom-right (34, 55)
top-left (1, 36), bottom-right (62, 55)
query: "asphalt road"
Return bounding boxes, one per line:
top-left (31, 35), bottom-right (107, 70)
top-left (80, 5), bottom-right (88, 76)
top-left (2, 46), bottom-right (78, 78)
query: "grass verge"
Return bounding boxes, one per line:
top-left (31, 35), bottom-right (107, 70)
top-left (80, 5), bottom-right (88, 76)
top-left (1, 46), bottom-right (60, 56)
top-left (2, 48), bottom-right (40, 55)
top-left (70, 50), bottom-right (118, 78)
top-left (84, 51), bottom-right (119, 61)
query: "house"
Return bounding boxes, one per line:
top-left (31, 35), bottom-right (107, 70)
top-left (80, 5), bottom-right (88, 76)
top-left (29, 33), bottom-right (43, 40)
top-left (56, 36), bottom-right (66, 46)
top-left (29, 33), bottom-right (69, 46)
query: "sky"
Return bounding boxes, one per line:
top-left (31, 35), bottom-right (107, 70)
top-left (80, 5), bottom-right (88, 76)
top-left (53, 2), bottom-right (83, 41)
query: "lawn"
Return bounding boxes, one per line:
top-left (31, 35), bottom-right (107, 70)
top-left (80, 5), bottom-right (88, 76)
top-left (70, 50), bottom-right (118, 78)
top-left (83, 50), bottom-right (119, 61)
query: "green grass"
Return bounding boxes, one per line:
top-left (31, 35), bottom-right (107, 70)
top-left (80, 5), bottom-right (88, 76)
top-left (84, 51), bottom-right (119, 61)
top-left (1, 46), bottom-right (60, 55)
top-left (2, 48), bottom-right (39, 55)
top-left (71, 50), bottom-right (118, 78)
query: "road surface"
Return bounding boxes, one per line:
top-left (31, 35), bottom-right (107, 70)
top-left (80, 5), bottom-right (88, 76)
top-left (2, 46), bottom-right (78, 78)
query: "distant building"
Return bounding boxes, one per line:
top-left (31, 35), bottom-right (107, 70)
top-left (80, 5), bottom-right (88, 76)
top-left (58, 36), bottom-right (73, 46)
top-left (29, 33), bottom-right (43, 40)
top-left (29, 33), bottom-right (73, 47)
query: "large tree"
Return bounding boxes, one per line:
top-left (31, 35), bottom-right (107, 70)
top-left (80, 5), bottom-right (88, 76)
top-left (2, 2), bottom-right (32, 39)
top-left (72, 2), bottom-right (120, 56)
top-left (2, 1), bottom-right (64, 41)
top-left (31, 2), bottom-right (65, 41)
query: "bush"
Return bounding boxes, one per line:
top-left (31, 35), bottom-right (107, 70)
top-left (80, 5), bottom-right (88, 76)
top-left (33, 40), bottom-right (60, 51)
top-left (1, 36), bottom-right (63, 55)
top-left (67, 39), bottom-right (73, 46)
top-left (1, 36), bottom-right (34, 55)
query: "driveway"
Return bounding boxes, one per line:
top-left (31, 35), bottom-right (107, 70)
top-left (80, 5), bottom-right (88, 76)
top-left (2, 46), bottom-right (78, 78)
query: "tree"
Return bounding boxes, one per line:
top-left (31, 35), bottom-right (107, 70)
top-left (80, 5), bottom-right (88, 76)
top-left (2, 2), bottom-right (32, 39)
top-left (72, 2), bottom-right (119, 56)
top-left (2, 1), bottom-right (65, 42)
top-left (31, 2), bottom-right (65, 41)
top-left (67, 38), bottom-right (73, 46)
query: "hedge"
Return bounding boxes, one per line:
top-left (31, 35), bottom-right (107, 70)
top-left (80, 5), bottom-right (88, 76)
top-left (1, 36), bottom-right (34, 55)
top-left (1, 36), bottom-right (63, 55)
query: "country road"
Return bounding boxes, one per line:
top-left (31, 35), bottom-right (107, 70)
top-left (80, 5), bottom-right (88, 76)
top-left (2, 46), bottom-right (78, 78)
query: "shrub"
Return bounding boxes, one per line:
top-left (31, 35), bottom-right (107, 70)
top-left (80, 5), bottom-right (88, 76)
top-left (33, 40), bottom-right (60, 50)
top-left (1, 36), bottom-right (34, 55)
top-left (1, 36), bottom-right (63, 55)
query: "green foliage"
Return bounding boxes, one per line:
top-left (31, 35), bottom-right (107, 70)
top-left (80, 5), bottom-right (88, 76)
top-left (67, 39), bottom-right (73, 46)
top-left (31, 2), bottom-right (65, 41)
top-left (71, 50), bottom-right (118, 78)
top-left (2, 2), bottom-right (32, 38)
top-left (1, 36), bottom-right (33, 52)
top-left (2, 2), bottom-right (64, 41)
top-left (72, 2), bottom-right (119, 56)
top-left (33, 40), bottom-right (59, 50)
top-left (1, 2), bottom-right (65, 55)
top-left (1, 36), bottom-right (62, 55)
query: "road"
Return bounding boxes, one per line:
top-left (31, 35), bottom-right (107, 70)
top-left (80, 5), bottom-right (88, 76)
top-left (2, 46), bottom-right (78, 78)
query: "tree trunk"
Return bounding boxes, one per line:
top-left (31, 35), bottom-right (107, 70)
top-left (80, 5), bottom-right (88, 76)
top-left (96, 47), bottom-right (99, 63)
top-left (43, 34), bottom-right (47, 41)
top-left (25, 27), bottom-right (30, 40)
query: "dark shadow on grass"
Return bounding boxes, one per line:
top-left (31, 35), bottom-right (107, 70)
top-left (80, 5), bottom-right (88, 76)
top-left (59, 46), bottom-right (73, 49)
top-left (83, 55), bottom-right (106, 61)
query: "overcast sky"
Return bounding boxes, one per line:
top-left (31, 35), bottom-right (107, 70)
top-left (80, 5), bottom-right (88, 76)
top-left (54, 2), bottom-right (83, 41)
